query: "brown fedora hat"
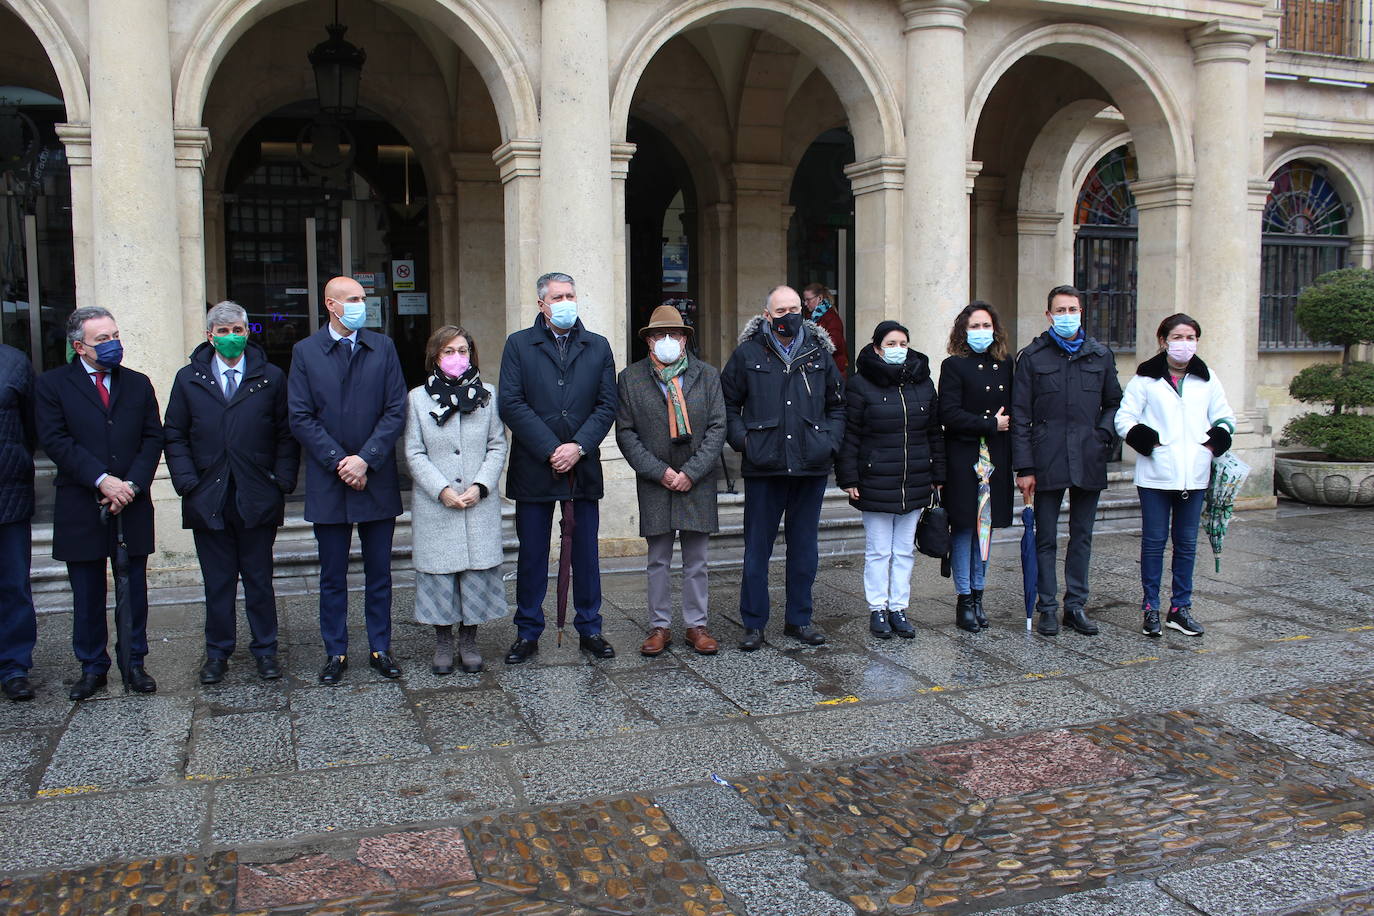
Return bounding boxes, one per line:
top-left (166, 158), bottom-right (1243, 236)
top-left (638, 304), bottom-right (693, 339)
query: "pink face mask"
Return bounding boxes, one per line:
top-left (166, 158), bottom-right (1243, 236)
top-left (439, 353), bottom-right (470, 378)
top-left (1166, 340), bottom-right (1197, 364)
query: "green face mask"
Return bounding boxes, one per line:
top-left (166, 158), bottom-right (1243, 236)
top-left (210, 333), bottom-right (248, 359)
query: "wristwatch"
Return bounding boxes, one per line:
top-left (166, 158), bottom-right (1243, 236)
top-left (577, 444), bottom-right (586, 457)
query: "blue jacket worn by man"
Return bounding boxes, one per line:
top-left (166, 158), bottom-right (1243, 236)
top-left (0, 343), bottom-right (37, 701)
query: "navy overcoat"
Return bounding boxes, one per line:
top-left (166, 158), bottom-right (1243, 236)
top-left (164, 342), bottom-right (300, 530)
top-left (287, 327), bottom-right (406, 524)
top-left (497, 314), bottom-right (617, 501)
top-left (0, 344), bottom-right (36, 525)
top-left (35, 359), bottom-right (163, 561)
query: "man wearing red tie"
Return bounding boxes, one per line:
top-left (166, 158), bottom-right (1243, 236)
top-left (35, 308), bottom-right (164, 700)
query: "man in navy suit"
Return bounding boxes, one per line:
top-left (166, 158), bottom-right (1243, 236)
top-left (164, 301), bottom-right (299, 685)
top-left (288, 276), bottom-right (407, 684)
top-left (0, 342), bottom-right (38, 701)
top-left (35, 307), bottom-right (164, 700)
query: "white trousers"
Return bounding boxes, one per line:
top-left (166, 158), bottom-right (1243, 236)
top-left (861, 508), bottom-right (922, 612)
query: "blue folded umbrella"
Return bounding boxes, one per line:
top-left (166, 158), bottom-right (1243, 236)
top-left (1020, 504), bottom-right (1037, 632)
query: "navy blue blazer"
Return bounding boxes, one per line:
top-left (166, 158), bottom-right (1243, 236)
top-left (35, 359), bottom-right (163, 561)
top-left (497, 314), bottom-right (617, 501)
top-left (287, 326), bottom-right (406, 524)
top-left (164, 342), bottom-right (300, 530)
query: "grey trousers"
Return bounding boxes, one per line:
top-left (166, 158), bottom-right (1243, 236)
top-left (646, 530), bottom-right (710, 628)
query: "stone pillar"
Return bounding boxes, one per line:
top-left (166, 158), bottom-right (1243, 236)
top-left (1131, 176), bottom-right (1193, 355)
top-left (538, 0), bottom-right (620, 366)
top-left (431, 192), bottom-right (458, 325)
top-left (452, 151), bottom-right (506, 352)
top-left (730, 162), bottom-right (791, 322)
top-left (700, 202), bottom-right (735, 364)
top-left (610, 141), bottom-right (636, 361)
top-left (55, 123), bottom-right (94, 313)
top-left (88, 0), bottom-right (184, 403)
top-left (844, 157), bottom-right (905, 346)
top-left (494, 139), bottom-right (541, 354)
top-left (203, 189), bottom-right (226, 304)
top-left (970, 175), bottom-right (1005, 309)
top-left (174, 127), bottom-right (211, 357)
top-left (901, 0), bottom-right (977, 362)
top-left (1014, 210), bottom-right (1064, 350)
top-left (1189, 21), bottom-right (1272, 504)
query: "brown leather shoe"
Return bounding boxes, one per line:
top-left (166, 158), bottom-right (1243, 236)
top-left (640, 627), bottom-right (672, 656)
top-left (684, 626), bottom-right (719, 655)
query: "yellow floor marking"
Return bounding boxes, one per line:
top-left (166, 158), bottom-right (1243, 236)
top-left (817, 695), bottom-right (860, 706)
top-left (37, 786), bottom-right (100, 797)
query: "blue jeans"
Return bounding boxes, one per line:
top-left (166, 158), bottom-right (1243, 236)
top-left (739, 475), bottom-right (827, 629)
top-left (949, 525), bottom-right (987, 595)
top-left (1138, 487), bottom-right (1206, 610)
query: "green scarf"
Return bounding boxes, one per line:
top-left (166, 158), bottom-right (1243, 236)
top-left (652, 353), bottom-right (691, 440)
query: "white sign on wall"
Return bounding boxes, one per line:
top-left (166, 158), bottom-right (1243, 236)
top-left (396, 292), bottom-right (428, 315)
top-left (391, 260), bottom-right (415, 291)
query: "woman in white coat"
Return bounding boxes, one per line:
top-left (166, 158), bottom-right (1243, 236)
top-left (1116, 314), bottom-right (1235, 639)
top-left (404, 326), bottom-right (508, 673)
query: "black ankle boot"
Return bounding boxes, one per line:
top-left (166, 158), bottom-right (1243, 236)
top-left (971, 589), bottom-right (988, 630)
top-left (955, 594), bottom-right (979, 633)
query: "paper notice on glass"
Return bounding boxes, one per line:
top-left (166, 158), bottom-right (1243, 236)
top-left (365, 296), bottom-right (384, 328)
top-left (397, 292), bottom-right (428, 315)
top-left (392, 260), bottom-right (415, 291)
top-left (353, 272), bottom-right (377, 292)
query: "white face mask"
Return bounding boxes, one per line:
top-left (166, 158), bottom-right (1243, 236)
top-left (882, 346), bottom-right (907, 365)
top-left (1166, 339), bottom-right (1197, 364)
top-left (652, 336), bottom-right (683, 363)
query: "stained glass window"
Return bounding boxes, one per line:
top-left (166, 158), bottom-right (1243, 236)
top-left (1260, 160), bottom-right (1350, 349)
top-left (1073, 146), bottom-right (1138, 350)
top-left (1074, 146), bottom-right (1138, 228)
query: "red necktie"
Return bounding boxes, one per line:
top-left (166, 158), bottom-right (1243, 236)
top-left (94, 370), bottom-right (110, 408)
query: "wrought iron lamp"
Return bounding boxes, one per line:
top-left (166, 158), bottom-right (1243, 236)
top-left (308, 1), bottom-right (366, 118)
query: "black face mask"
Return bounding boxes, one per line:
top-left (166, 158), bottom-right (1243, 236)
top-left (772, 313), bottom-right (802, 339)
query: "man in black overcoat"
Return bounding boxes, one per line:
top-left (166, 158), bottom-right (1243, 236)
top-left (35, 307), bottom-right (164, 700)
top-left (497, 271), bottom-right (618, 664)
top-left (0, 342), bottom-right (38, 701)
top-left (165, 301), bottom-right (300, 684)
top-left (1011, 285), bottom-right (1123, 637)
top-left (288, 276), bottom-right (407, 684)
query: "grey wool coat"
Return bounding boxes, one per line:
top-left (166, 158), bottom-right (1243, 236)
top-left (615, 356), bottom-right (726, 537)
top-left (403, 383), bottom-right (508, 574)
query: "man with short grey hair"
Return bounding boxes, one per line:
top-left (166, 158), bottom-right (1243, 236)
top-left (164, 301), bottom-right (299, 683)
top-left (36, 307), bottom-right (164, 699)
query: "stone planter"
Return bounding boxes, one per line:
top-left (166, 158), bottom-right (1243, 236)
top-left (1274, 452), bottom-right (1374, 506)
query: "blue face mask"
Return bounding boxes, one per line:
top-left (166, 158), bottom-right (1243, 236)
top-left (882, 346), bottom-right (907, 365)
top-left (92, 339), bottom-right (124, 368)
top-left (967, 329), bottom-right (994, 353)
top-left (339, 299), bottom-right (368, 331)
top-left (548, 300), bottom-right (578, 330)
top-left (1051, 313), bottom-right (1081, 338)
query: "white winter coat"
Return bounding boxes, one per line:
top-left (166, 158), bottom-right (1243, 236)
top-left (1115, 353), bottom-right (1235, 491)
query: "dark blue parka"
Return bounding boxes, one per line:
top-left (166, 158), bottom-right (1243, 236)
top-left (163, 341), bottom-right (300, 530)
top-left (0, 344), bottom-right (36, 525)
top-left (722, 316), bottom-right (846, 477)
top-left (35, 359), bottom-right (163, 561)
top-left (287, 326), bottom-right (406, 524)
top-left (497, 314), bottom-right (618, 501)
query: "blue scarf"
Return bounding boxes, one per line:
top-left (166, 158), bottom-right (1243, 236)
top-left (810, 297), bottom-right (832, 320)
top-left (1049, 329), bottom-right (1085, 355)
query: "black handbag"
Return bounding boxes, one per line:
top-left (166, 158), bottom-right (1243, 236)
top-left (916, 490), bottom-right (950, 559)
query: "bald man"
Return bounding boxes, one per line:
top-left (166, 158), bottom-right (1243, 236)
top-left (288, 276), bottom-right (408, 684)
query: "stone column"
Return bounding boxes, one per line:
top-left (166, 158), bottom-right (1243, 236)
top-left (538, 0), bottom-right (620, 366)
top-left (494, 138), bottom-right (541, 354)
top-left (88, 0), bottom-right (184, 403)
top-left (844, 157), bottom-right (905, 345)
top-left (901, 0), bottom-right (977, 362)
top-left (700, 202), bottom-right (735, 364)
top-left (1131, 176), bottom-right (1193, 355)
top-left (970, 175), bottom-right (1005, 309)
top-left (174, 127), bottom-right (211, 357)
top-left (202, 189), bottom-right (226, 304)
top-left (730, 162), bottom-right (791, 323)
top-left (453, 151), bottom-right (506, 351)
top-left (430, 192), bottom-right (458, 325)
top-left (1189, 21), bottom-right (1272, 503)
top-left (55, 123), bottom-right (94, 312)
top-left (1013, 210), bottom-right (1064, 350)
top-left (610, 141), bottom-right (636, 361)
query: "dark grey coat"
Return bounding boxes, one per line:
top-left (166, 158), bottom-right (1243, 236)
top-left (615, 356), bottom-right (726, 537)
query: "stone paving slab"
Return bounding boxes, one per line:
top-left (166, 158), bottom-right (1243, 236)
top-left (290, 681), bottom-right (431, 769)
top-left (984, 880), bottom-right (1199, 915)
top-left (38, 694), bottom-right (193, 794)
top-left (753, 695), bottom-right (984, 763)
top-left (186, 710), bottom-right (295, 780)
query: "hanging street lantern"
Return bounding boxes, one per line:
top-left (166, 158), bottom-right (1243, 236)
top-left (308, 1), bottom-right (366, 118)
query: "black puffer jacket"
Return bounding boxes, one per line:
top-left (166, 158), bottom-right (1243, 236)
top-left (836, 345), bottom-right (945, 514)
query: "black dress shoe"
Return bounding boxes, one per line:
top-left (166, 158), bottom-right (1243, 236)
top-left (255, 655), bottom-right (281, 680)
top-left (1063, 606), bottom-right (1099, 636)
top-left (369, 651), bottom-right (402, 678)
top-left (123, 666), bottom-right (157, 693)
top-left (739, 628), bottom-right (764, 651)
top-left (199, 657), bottom-right (228, 685)
top-left (784, 623), bottom-right (827, 646)
top-left (69, 671), bottom-right (107, 701)
top-left (578, 634), bottom-right (616, 659)
top-left (319, 655), bottom-right (347, 685)
top-left (3, 677), bottom-right (35, 702)
top-left (1037, 611), bottom-right (1060, 636)
top-left (504, 638), bottom-right (539, 665)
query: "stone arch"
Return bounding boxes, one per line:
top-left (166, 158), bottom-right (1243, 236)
top-left (1263, 145), bottom-right (1370, 241)
top-left (967, 21), bottom-right (1191, 180)
top-left (173, 0), bottom-right (537, 140)
top-left (0, 0), bottom-right (88, 120)
top-left (610, 0), bottom-right (903, 162)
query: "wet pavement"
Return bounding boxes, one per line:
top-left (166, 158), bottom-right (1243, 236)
top-left (1, 502), bottom-right (1373, 914)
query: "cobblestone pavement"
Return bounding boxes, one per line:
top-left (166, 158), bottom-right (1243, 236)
top-left (1, 503), bottom-right (1373, 914)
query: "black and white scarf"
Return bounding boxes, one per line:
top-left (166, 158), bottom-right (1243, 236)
top-left (425, 365), bottom-right (489, 425)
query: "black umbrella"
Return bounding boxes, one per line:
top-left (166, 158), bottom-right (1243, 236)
top-left (100, 501), bottom-right (135, 682)
top-left (1019, 502), bottom-right (1037, 633)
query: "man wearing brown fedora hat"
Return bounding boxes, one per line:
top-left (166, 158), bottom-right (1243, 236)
top-left (615, 305), bottom-right (727, 656)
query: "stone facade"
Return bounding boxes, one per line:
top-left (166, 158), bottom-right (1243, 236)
top-left (2, 0), bottom-right (1371, 564)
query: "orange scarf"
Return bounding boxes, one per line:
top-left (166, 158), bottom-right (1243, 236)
top-left (649, 353), bottom-right (691, 440)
